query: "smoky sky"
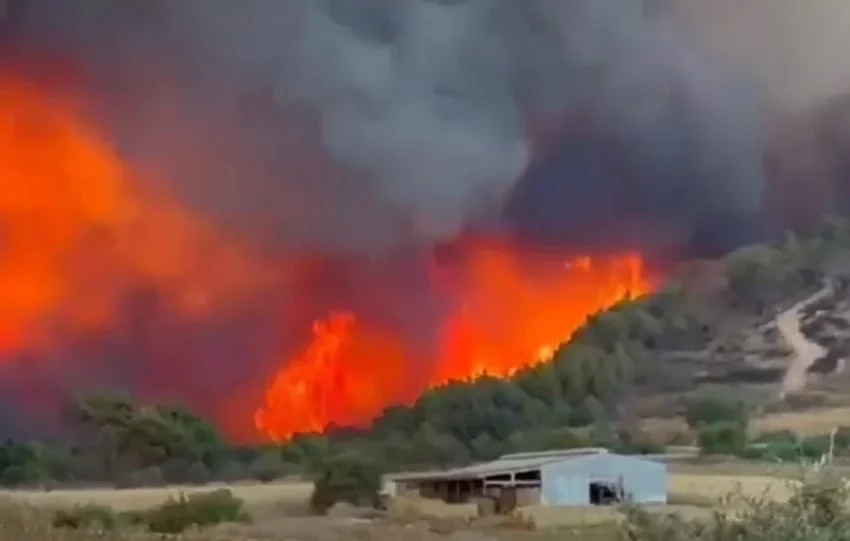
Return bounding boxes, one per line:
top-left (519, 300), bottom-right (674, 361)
top-left (3, 0), bottom-right (846, 442)
top-left (0, 0), bottom-right (773, 255)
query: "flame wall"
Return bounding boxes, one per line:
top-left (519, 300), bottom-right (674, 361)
top-left (0, 1), bottom-right (846, 440)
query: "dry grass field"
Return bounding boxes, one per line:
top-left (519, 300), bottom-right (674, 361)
top-left (1, 480), bottom-right (314, 513)
top-left (640, 405), bottom-right (850, 442)
top-left (1, 406), bottom-right (843, 540)
top-left (0, 469), bottom-right (802, 541)
top-left (750, 406), bottom-right (850, 435)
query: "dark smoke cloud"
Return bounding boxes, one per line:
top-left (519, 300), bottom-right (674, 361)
top-left (0, 0), bottom-right (824, 439)
top-left (2, 0), bottom-right (769, 252)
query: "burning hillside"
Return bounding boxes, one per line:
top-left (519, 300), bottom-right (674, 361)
top-left (255, 247), bottom-right (655, 441)
top-left (0, 69), bottom-right (661, 441)
top-left (0, 0), bottom-right (848, 442)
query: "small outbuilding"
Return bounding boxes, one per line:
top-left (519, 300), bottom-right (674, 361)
top-left (389, 449), bottom-right (667, 513)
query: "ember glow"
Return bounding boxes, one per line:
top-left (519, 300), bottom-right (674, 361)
top-left (254, 246), bottom-right (655, 441)
top-left (0, 72), bottom-right (659, 442)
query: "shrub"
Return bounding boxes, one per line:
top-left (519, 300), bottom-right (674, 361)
top-left (161, 458), bottom-right (213, 485)
top-left (798, 436), bottom-right (833, 460)
top-left (113, 466), bottom-right (164, 488)
top-left (50, 490), bottom-right (250, 534)
top-left (754, 429), bottom-right (797, 444)
top-left (613, 440), bottom-right (666, 455)
top-left (0, 464), bottom-right (47, 487)
top-left (834, 426), bottom-right (850, 449)
top-left (684, 396), bottom-right (748, 429)
top-left (247, 451), bottom-right (292, 483)
top-left (143, 489), bottom-right (251, 534)
top-left (309, 452), bottom-right (384, 515)
top-left (52, 504), bottom-right (118, 530)
top-left (621, 471), bottom-right (850, 541)
top-left (213, 460), bottom-right (250, 483)
top-left (697, 422), bottom-right (747, 455)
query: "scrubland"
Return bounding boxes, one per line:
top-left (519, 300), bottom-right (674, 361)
top-left (0, 465), bottom-right (823, 541)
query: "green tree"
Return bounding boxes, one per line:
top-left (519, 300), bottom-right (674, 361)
top-left (309, 452), bottom-right (384, 515)
top-left (697, 422), bottom-right (747, 455)
top-left (684, 396), bottom-right (748, 430)
top-left (67, 392), bottom-right (136, 476)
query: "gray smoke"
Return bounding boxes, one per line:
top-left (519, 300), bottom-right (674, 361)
top-left (2, 0), bottom-right (767, 250)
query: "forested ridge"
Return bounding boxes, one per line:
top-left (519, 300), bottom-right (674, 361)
top-left (4, 217), bottom-right (850, 487)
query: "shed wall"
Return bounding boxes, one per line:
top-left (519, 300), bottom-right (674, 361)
top-left (540, 454), bottom-right (667, 506)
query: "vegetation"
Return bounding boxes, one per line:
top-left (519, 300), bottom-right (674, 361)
top-left (0, 218), bottom-right (849, 498)
top-left (49, 488), bottom-right (250, 534)
top-left (623, 471), bottom-right (850, 541)
top-left (309, 452), bottom-right (385, 514)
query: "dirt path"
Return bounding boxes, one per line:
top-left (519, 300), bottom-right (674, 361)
top-left (778, 284), bottom-right (832, 397)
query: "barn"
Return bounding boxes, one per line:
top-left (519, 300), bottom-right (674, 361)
top-left (388, 449), bottom-right (667, 512)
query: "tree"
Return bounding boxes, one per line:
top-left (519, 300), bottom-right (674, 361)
top-left (64, 393), bottom-right (234, 482)
top-left (697, 422), bottom-right (747, 455)
top-left (66, 392), bottom-right (136, 476)
top-left (154, 404), bottom-right (230, 470)
top-left (309, 452), bottom-right (384, 515)
top-left (684, 396), bottom-right (748, 430)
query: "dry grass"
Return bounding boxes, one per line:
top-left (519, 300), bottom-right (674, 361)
top-left (670, 473), bottom-right (794, 502)
top-left (0, 480), bottom-right (312, 513)
top-left (640, 405), bottom-right (850, 441)
top-left (0, 469), bottom-right (811, 540)
top-left (750, 406), bottom-right (850, 435)
top-left (391, 495), bottom-right (479, 520)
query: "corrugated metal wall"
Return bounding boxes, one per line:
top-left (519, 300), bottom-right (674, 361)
top-left (540, 454), bottom-right (667, 506)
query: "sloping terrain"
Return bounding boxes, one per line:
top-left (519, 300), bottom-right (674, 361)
top-left (630, 228), bottom-right (850, 415)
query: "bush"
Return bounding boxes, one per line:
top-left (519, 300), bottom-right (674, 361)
top-left (213, 461), bottom-right (250, 483)
top-left (52, 504), bottom-right (118, 530)
top-left (754, 429), bottom-right (797, 445)
top-left (834, 426), bottom-right (850, 449)
top-left (247, 451), bottom-right (292, 483)
top-left (113, 466), bottom-right (164, 488)
top-left (160, 458), bottom-right (213, 485)
top-left (799, 436), bottom-right (833, 460)
top-left (684, 396), bottom-right (748, 429)
top-left (143, 489), bottom-right (251, 534)
top-left (309, 452), bottom-right (384, 515)
top-left (51, 490), bottom-right (250, 534)
top-left (697, 422), bottom-right (747, 455)
top-left (0, 464), bottom-right (47, 487)
top-left (613, 440), bottom-right (666, 455)
top-left (621, 471), bottom-right (850, 541)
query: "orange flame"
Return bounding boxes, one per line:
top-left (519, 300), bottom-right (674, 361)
top-left (254, 244), bottom-right (656, 441)
top-left (0, 74), bottom-right (271, 354)
top-left (0, 71), bottom-right (660, 442)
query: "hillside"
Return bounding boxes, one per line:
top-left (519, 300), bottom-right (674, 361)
top-left (4, 219), bottom-right (850, 486)
top-left (318, 217), bottom-right (850, 464)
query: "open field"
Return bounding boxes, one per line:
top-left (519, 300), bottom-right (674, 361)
top-left (640, 405), bottom-right (850, 442)
top-left (5, 399), bottom-right (843, 540)
top-left (1, 480), bottom-right (314, 513)
top-left (0, 468), bottom-right (806, 540)
top-left (5, 400), bottom-right (846, 540)
top-left (750, 406), bottom-right (850, 435)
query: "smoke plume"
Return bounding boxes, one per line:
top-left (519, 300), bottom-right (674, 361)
top-left (0, 0), bottom-right (847, 440)
top-left (2, 0), bottom-right (774, 250)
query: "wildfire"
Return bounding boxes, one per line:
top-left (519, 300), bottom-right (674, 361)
top-left (254, 246), bottom-right (656, 441)
top-left (0, 74), bottom-right (271, 354)
top-left (0, 71), bottom-right (659, 443)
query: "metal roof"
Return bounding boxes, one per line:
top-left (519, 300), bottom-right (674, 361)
top-left (389, 448), bottom-right (684, 483)
top-left (389, 448), bottom-right (610, 482)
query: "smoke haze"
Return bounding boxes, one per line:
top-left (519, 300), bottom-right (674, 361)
top-left (1, 0), bottom-right (786, 250)
top-left (0, 0), bottom-right (849, 439)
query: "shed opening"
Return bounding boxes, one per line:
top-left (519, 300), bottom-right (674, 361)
top-left (589, 478), bottom-right (624, 505)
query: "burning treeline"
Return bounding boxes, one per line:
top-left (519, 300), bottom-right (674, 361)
top-left (0, 74), bottom-right (656, 441)
top-left (0, 0), bottom-right (848, 441)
